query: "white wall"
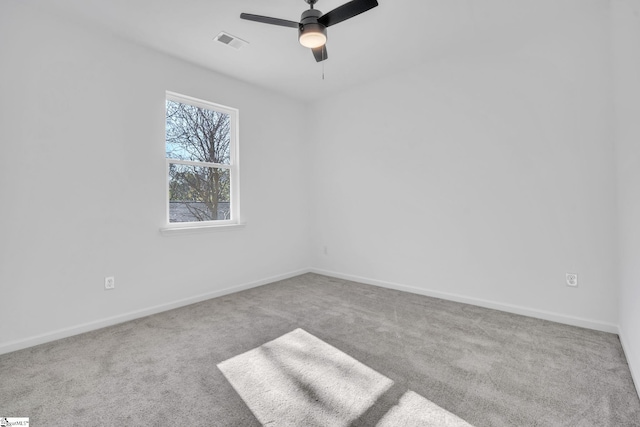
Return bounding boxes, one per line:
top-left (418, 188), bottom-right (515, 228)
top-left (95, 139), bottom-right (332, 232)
top-left (309, 2), bottom-right (619, 331)
top-left (612, 0), bottom-right (640, 392)
top-left (0, 2), bottom-right (310, 352)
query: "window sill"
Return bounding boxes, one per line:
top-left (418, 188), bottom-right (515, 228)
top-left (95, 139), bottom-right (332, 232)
top-left (160, 222), bottom-right (246, 236)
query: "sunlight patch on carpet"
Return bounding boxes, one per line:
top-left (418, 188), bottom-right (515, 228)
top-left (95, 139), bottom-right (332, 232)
top-left (218, 329), bottom-right (392, 425)
top-left (378, 390), bottom-right (472, 426)
top-left (218, 328), bottom-right (473, 426)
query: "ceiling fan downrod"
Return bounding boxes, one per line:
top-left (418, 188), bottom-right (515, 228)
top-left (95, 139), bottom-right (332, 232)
top-left (305, 0), bottom-right (319, 9)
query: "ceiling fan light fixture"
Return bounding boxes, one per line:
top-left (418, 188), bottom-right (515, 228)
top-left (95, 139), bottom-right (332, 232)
top-left (299, 23), bottom-right (327, 48)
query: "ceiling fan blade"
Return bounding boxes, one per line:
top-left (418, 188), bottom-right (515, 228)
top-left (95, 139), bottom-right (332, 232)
top-left (312, 45), bottom-right (328, 62)
top-left (318, 0), bottom-right (378, 27)
top-left (240, 13), bottom-right (300, 28)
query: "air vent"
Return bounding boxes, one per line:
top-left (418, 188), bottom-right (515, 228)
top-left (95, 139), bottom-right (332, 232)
top-left (215, 32), bottom-right (249, 50)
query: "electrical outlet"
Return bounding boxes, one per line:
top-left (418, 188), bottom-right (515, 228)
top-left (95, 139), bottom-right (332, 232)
top-left (105, 276), bottom-right (115, 290)
top-left (566, 273), bottom-right (578, 287)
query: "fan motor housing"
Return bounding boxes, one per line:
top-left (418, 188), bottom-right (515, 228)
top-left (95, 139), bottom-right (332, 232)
top-left (300, 8), bottom-right (323, 25)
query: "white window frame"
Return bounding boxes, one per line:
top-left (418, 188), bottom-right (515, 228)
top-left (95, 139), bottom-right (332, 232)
top-left (162, 91), bottom-right (241, 233)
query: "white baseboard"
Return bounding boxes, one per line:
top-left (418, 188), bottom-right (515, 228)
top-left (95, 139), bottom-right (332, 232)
top-left (0, 268), bottom-right (310, 356)
top-left (1, 267), bottom-right (622, 356)
top-left (619, 328), bottom-right (640, 400)
top-left (310, 268), bottom-right (620, 334)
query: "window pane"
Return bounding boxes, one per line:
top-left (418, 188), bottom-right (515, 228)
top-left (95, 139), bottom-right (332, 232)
top-left (169, 163), bottom-right (231, 223)
top-left (166, 100), bottom-right (231, 165)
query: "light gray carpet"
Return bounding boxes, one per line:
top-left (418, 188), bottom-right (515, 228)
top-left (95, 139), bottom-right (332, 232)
top-left (1, 273), bottom-right (639, 426)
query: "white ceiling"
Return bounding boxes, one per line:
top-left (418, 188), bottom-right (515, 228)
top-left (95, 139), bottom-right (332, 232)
top-left (42, 0), bottom-right (586, 102)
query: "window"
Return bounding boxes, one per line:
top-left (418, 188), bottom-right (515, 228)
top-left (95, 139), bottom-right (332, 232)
top-left (165, 92), bottom-right (239, 228)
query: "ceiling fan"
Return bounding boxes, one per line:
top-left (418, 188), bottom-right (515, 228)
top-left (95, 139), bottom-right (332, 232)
top-left (240, 0), bottom-right (379, 62)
